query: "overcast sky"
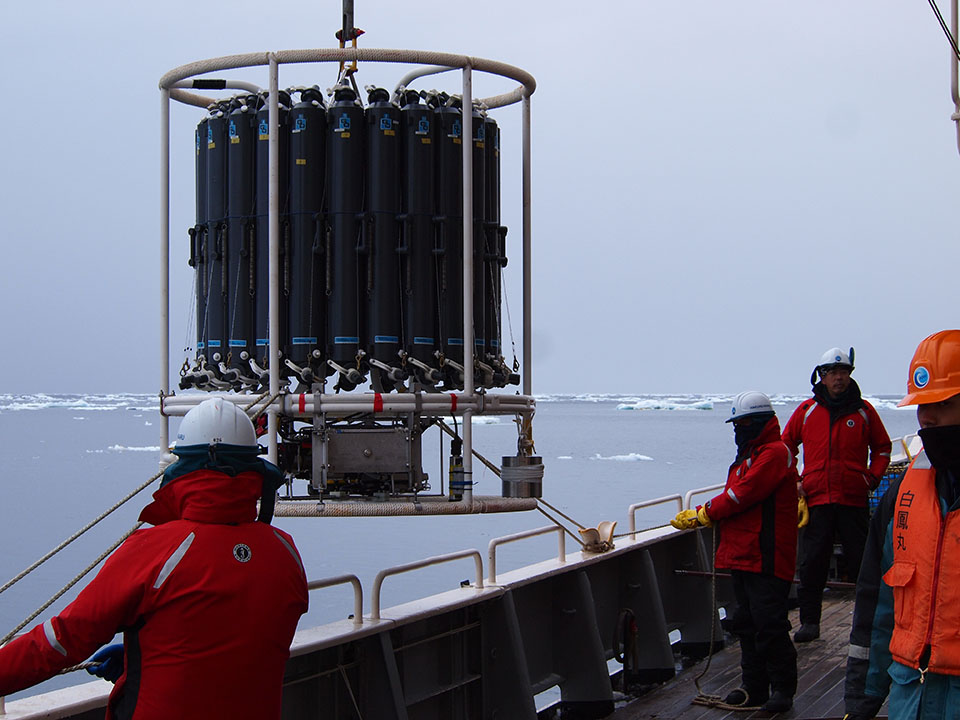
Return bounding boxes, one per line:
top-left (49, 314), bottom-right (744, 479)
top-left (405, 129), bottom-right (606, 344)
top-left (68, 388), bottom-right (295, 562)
top-left (2, 0), bottom-right (958, 396)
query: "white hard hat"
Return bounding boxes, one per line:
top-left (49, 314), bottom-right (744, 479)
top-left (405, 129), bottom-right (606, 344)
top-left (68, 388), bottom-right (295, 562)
top-left (818, 347), bottom-right (853, 369)
top-left (725, 390), bottom-right (774, 423)
top-left (176, 398), bottom-right (257, 448)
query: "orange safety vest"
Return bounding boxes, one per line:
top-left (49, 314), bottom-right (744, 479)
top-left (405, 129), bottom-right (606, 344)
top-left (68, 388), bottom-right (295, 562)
top-left (885, 452), bottom-right (960, 675)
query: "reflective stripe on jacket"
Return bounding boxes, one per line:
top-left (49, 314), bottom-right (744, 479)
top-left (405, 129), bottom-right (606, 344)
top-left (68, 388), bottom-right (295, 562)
top-left (887, 456), bottom-right (960, 674)
top-left (781, 397), bottom-right (891, 507)
top-left (705, 416), bottom-right (799, 582)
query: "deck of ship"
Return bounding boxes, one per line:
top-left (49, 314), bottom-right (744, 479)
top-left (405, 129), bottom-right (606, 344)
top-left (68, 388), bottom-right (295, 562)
top-left (607, 589), bottom-right (889, 720)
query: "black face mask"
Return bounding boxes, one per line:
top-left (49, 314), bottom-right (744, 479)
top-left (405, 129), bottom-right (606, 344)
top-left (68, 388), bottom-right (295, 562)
top-left (734, 416), bottom-right (770, 454)
top-left (918, 425), bottom-right (960, 474)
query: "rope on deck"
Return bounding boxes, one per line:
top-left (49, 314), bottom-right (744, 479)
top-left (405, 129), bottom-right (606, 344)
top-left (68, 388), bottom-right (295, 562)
top-left (691, 693), bottom-right (764, 711)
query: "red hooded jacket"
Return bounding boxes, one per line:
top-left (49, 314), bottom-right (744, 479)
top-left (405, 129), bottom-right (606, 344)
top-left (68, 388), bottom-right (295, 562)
top-left (0, 469), bottom-right (309, 719)
top-left (704, 417), bottom-right (799, 582)
top-left (781, 388), bottom-right (891, 508)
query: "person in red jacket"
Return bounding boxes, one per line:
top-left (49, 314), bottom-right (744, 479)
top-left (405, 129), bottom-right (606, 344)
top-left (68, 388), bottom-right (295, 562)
top-left (782, 347), bottom-right (891, 644)
top-left (672, 391), bottom-right (799, 713)
top-left (0, 398), bottom-right (309, 720)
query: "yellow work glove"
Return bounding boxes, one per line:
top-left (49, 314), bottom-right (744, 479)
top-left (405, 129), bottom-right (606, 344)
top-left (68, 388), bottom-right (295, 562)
top-left (697, 505), bottom-right (712, 527)
top-left (670, 509), bottom-right (699, 530)
top-left (798, 496), bottom-right (810, 528)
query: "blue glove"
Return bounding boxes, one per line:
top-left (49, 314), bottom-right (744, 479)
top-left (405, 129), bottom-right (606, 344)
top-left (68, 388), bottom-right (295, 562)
top-left (86, 644), bottom-right (124, 682)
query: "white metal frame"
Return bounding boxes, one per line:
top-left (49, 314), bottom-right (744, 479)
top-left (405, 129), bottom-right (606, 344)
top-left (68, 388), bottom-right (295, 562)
top-left (159, 48), bottom-right (537, 509)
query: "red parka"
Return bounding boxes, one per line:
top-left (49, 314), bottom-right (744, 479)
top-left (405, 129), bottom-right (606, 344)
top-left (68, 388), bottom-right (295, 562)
top-left (0, 469), bottom-right (309, 720)
top-left (704, 417), bottom-right (799, 583)
top-left (781, 387), bottom-right (891, 508)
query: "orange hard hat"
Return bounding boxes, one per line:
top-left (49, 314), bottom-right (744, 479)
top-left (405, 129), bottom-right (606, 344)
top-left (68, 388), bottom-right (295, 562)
top-left (899, 330), bottom-right (960, 406)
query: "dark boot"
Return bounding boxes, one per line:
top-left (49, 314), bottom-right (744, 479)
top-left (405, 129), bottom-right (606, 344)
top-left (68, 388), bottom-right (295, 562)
top-left (793, 623), bottom-right (820, 643)
top-left (763, 690), bottom-right (793, 713)
top-left (723, 687), bottom-right (768, 707)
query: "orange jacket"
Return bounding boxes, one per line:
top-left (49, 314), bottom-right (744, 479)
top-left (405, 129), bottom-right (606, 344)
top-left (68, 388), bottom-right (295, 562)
top-left (781, 389), bottom-right (891, 508)
top-left (885, 456), bottom-right (960, 674)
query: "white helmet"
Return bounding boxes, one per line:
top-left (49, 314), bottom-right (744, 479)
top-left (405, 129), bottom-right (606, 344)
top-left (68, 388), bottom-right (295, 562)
top-left (725, 390), bottom-right (774, 423)
top-left (818, 347), bottom-right (853, 369)
top-left (812, 346), bottom-right (855, 384)
top-left (176, 398), bottom-right (257, 448)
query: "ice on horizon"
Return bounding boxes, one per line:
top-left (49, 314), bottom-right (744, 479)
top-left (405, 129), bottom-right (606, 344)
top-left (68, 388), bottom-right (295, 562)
top-left (616, 399), bottom-right (713, 411)
top-left (591, 452), bottom-right (654, 462)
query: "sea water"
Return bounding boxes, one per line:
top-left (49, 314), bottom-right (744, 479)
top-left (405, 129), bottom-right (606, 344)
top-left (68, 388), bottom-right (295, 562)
top-left (0, 392), bottom-right (919, 700)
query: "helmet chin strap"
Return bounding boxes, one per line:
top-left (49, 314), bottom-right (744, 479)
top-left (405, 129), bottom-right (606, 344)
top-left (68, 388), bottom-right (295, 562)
top-left (257, 480), bottom-right (277, 524)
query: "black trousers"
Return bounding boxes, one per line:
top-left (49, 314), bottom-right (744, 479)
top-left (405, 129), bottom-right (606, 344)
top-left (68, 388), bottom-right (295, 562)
top-left (797, 503), bottom-right (869, 625)
top-left (728, 570), bottom-right (797, 698)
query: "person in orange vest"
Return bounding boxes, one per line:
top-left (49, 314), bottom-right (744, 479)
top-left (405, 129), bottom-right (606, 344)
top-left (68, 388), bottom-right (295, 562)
top-left (672, 391), bottom-right (799, 713)
top-left (844, 330), bottom-right (960, 719)
top-left (782, 347), bottom-right (891, 643)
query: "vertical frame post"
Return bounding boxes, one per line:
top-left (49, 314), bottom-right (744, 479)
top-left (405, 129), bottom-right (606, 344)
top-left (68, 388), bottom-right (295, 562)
top-left (268, 55), bottom-right (280, 462)
top-left (461, 64), bottom-right (474, 507)
top-left (160, 89), bottom-right (171, 452)
top-left (522, 93), bottom-right (532, 398)
top-left (953, 0), bottom-right (960, 156)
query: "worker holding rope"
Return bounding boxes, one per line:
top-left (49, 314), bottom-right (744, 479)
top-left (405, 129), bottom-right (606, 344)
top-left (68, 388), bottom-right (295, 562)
top-left (0, 398), bottom-right (308, 720)
top-left (671, 391), bottom-right (799, 713)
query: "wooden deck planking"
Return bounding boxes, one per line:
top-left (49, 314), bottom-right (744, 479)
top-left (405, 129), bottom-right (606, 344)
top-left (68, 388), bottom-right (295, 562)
top-left (606, 590), bottom-right (888, 719)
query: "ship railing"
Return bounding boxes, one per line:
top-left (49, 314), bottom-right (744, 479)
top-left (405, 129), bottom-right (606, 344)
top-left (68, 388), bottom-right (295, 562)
top-left (487, 525), bottom-right (566, 585)
top-left (627, 495), bottom-right (683, 539)
top-left (307, 575), bottom-right (363, 627)
top-left (371, 550), bottom-right (484, 621)
top-left (683, 484), bottom-right (726, 511)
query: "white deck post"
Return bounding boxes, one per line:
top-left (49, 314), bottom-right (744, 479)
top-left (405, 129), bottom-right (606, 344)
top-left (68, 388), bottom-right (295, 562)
top-left (461, 64), bottom-right (474, 507)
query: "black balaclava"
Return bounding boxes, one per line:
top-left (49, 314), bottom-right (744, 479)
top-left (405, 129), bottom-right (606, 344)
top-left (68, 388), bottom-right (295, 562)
top-left (733, 413), bottom-right (775, 461)
top-left (919, 425), bottom-right (960, 476)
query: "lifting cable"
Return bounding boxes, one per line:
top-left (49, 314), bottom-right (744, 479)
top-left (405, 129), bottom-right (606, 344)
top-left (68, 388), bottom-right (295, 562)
top-left (926, 0), bottom-right (960, 63)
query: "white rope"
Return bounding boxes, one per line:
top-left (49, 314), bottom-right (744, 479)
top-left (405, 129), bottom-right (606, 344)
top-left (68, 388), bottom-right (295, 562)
top-left (0, 472), bottom-right (161, 598)
top-left (1, 523), bottom-right (143, 647)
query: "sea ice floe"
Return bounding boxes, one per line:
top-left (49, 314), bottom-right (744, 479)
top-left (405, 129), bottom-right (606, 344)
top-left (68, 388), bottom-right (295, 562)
top-left (591, 452), bottom-right (653, 462)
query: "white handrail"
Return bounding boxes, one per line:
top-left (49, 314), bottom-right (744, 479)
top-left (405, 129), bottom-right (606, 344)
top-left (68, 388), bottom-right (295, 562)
top-left (307, 574), bottom-right (363, 626)
top-left (487, 525), bottom-right (565, 584)
top-left (683, 484), bottom-right (725, 510)
top-left (627, 494), bottom-right (684, 538)
top-left (371, 550), bottom-right (483, 621)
